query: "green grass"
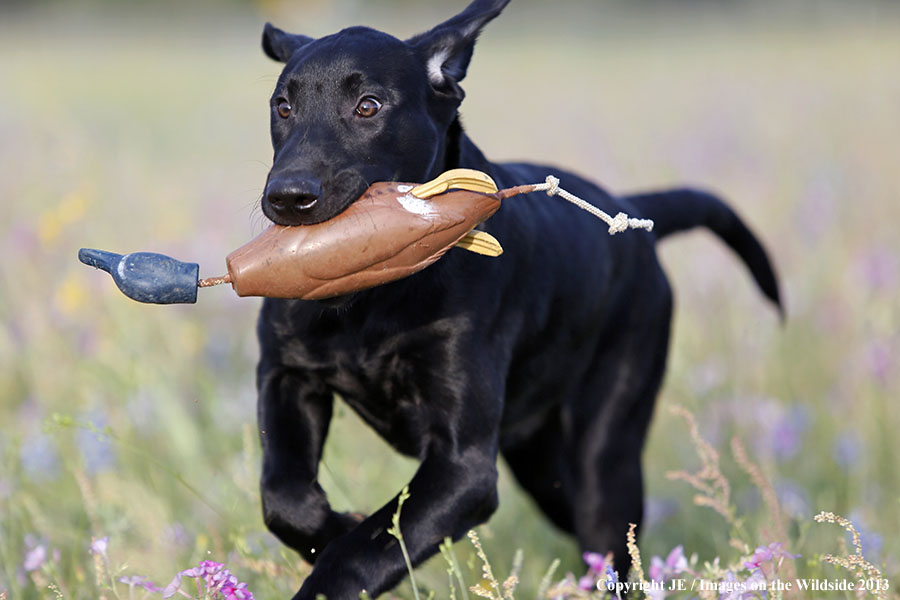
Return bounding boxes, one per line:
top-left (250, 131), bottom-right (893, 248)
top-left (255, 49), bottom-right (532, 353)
top-left (1, 3), bottom-right (899, 598)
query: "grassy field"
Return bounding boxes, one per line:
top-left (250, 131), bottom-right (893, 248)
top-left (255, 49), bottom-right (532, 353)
top-left (1, 1), bottom-right (899, 598)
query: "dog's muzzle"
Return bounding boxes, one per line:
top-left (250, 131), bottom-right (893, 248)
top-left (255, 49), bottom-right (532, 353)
top-left (263, 175), bottom-right (322, 225)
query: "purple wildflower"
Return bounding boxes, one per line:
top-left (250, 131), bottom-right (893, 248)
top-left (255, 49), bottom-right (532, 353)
top-left (23, 545), bottom-right (47, 572)
top-left (19, 434), bottom-right (60, 481)
top-left (775, 479), bottom-right (810, 519)
top-left (605, 564), bottom-right (619, 592)
top-left (772, 405), bottom-right (808, 460)
top-left (719, 570), bottom-right (764, 600)
top-left (220, 581), bottom-right (254, 600)
top-left (163, 572), bottom-right (186, 597)
top-left (857, 245), bottom-right (899, 293)
top-left (849, 510), bottom-right (884, 562)
top-left (832, 432), bottom-right (862, 470)
top-left (649, 545), bottom-right (689, 582)
top-left (160, 522), bottom-right (191, 549)
top-left (163, 560), bottom-right (254, 600)
top-left (864, 340), bottom-right (892, 385)
top-left (744, 542), bottom-right (800, 577)
top-left (644, 497), bottom-right (678, 529)
top-left (76, 410), bottom-right (116, 475)
top-left (577, 575), bottom-right (596, 591)
top-left (89, 536), bottom-right (110, 561)
top-left (577, 552), bottom-right (609, 590)
top-left (745, 401), bottom-right (808, 461)
top-left (649, 557), bottom-right (663, 582)
top-left (583, 552), bottom-right (607, 572)
top-left (119, 575), bottom-right (163, 593)
top-left (744, 569), bottom-right (768, 593)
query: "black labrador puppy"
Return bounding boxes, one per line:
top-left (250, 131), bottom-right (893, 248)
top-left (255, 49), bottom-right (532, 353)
top-left (256, 1), bottom-right (781, 598)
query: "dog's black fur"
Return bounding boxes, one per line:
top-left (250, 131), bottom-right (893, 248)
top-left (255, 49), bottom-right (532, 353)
top-left (256, 1), bottom-right (782, 598)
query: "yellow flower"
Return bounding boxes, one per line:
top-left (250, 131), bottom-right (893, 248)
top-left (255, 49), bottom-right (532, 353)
top-left (38, 189), bottom-right (92, 245)
top-left (54, 272), bottom-right (90, 316)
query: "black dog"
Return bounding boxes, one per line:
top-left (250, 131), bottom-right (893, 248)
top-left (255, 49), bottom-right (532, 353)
top-left (256, 1), bottom-right (781, 598)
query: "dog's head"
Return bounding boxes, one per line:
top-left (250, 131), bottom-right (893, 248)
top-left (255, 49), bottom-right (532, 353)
top-left (260, 0), bottom-right (510, 226)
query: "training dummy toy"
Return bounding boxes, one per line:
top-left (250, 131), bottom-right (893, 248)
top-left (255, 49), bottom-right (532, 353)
top-left (78, 169), bottom-right (653, 304)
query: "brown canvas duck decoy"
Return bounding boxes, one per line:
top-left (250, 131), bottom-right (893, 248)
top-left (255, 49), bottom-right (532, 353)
top-left (78, 168), bottom-right (651, 304)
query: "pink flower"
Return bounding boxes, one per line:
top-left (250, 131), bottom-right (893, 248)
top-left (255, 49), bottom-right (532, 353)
top-left (744, 542), bottom-right (799, 571)
top-left (577, 551), bottom-right (611, 591)
top-left (583, 552), bottom-right (607, 572)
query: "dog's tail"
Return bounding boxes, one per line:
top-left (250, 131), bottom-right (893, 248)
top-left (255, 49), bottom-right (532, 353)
top-left (624, 188), bottom-right (784, 318)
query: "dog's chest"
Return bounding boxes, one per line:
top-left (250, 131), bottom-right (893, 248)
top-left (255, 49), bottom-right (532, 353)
top-left (276, 310), bottom-right (469, 458)
top-left (326, 350), bottom-right (430, 457)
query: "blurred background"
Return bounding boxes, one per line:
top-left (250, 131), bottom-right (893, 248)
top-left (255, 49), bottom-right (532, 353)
top-left (1, 0), bottom-right (898, 597)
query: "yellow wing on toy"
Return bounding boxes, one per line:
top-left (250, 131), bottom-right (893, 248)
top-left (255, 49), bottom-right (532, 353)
top-left (411, 168), bottom-right (498, 198)
top-left (455, 230), bottom-right (503, 256)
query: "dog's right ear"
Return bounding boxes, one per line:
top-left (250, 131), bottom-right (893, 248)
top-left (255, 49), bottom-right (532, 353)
top-left (262, 23), bottom-right (314, 63)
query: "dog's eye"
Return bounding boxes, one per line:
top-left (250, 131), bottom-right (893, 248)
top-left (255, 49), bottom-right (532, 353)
top-left (355, 97), bottom-right (382, 118)
top-left (275, 98), bottom-right (292, 119)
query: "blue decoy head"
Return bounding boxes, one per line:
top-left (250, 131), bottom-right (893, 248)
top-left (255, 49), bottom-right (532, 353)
top-left (78, 248), bottom-right (200, 304)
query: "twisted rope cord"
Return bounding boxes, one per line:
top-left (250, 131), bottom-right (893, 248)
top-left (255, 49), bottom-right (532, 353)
top-left (198, 273), bottom-right (232, 287)
top-left (531, 175), bottom-right (654, 235)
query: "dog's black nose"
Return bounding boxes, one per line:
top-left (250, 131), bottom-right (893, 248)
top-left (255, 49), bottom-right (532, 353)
top-left (264, 176), bottom-right (322, 223)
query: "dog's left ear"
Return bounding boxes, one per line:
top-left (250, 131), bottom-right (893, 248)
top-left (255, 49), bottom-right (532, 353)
top-left (408, 0), bottom-right (510, 98)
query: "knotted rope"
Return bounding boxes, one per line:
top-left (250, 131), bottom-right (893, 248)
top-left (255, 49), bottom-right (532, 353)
top-left (531, 175), bottom-right (654, 235)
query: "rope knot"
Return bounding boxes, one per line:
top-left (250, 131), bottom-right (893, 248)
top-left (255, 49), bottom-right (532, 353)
top-left (543, 175), bottom-right (560, 196)
top-left (525, 173), bottom-right (654, 236)
top-left (608, 212), bottom-right (630, 235)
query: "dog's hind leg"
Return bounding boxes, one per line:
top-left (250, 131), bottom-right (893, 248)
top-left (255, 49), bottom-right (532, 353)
top-left (565, 267), bottom-right (673, 575)
top-left (501, 409), bottom-right (575, 534)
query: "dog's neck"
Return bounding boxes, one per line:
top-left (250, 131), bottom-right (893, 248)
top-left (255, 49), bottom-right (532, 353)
top-left (439, 116), bottom-right (493, 176)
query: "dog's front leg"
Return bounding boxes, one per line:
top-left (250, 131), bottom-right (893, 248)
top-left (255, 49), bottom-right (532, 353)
top-left (294, 406), bottom-right (502, 600)
top-left (257, 360), bottom-right (361, 564)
